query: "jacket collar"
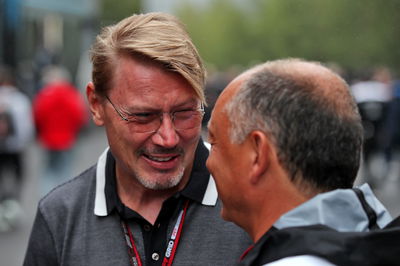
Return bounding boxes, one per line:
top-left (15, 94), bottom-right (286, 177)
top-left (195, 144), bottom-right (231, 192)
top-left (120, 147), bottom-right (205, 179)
top-left (273, 184), bottom-right (392, 232)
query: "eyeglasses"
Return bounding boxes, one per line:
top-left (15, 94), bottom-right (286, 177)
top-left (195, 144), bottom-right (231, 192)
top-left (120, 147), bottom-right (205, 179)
top-left (105, 95), bottom-right (205, 133)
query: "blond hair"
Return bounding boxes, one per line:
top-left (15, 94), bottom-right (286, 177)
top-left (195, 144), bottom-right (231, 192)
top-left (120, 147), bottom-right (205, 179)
top-left (90, 12), bottom-right (206, 103)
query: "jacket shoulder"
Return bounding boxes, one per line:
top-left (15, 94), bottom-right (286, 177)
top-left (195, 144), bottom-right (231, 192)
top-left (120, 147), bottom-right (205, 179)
top-left (241, 224), bottom-right (400, 266)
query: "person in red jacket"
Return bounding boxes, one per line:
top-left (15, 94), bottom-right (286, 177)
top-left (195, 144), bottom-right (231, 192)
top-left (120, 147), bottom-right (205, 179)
top-left (33, 65), bottom-right (88, 195)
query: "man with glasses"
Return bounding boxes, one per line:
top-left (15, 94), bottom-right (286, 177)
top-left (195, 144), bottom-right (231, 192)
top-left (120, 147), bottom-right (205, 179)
top-left (24, 13), bottom-right (250, 266)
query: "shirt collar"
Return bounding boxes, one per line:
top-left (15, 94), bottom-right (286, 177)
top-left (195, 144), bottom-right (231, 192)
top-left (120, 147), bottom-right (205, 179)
top-left (94, 139), bottom-right (218, 216)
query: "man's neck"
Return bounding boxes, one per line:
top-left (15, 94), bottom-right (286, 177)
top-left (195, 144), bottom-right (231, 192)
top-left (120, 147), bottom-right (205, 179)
top-left (116, 171), bottom-right (190, 225)
top-left (250, 179), bottom-right (309, 243)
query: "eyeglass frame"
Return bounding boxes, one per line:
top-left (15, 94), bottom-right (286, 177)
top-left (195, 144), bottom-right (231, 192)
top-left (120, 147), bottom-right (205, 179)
top-left (105, 95), bottom-right (205, 133)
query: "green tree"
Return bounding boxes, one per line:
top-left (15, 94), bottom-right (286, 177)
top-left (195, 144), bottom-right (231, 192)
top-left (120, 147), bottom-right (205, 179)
top-left (100, 0), bottom-right (141, 25)
top-left (178, 0), bottom-right (257, 70)
top-left (176, 0), bottom-right (400, 74)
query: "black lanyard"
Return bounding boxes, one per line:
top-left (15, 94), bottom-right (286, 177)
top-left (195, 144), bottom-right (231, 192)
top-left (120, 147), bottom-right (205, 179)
top-left (121, 199), bottom-right (190, 266)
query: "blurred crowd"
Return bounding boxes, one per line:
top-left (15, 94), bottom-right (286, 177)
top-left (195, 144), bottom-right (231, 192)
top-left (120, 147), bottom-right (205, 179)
top-left (350, 67), bottom-right (400, 187)
top-left (0, 64), bottom-right (88, 232)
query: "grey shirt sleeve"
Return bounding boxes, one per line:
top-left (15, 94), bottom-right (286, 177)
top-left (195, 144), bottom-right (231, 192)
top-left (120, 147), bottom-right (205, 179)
top-left (23, 208), bottom-right (59, 266)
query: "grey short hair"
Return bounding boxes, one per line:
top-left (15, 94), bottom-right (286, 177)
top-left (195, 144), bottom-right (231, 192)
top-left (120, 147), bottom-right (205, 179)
top-left (90, 12), bottom-right (206, 103)
top-left (225, 58), bottom-right (363, 191)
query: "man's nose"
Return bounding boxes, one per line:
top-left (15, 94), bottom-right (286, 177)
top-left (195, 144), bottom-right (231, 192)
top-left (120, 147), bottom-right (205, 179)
top-left (151, 113), bottom-right (179, 148)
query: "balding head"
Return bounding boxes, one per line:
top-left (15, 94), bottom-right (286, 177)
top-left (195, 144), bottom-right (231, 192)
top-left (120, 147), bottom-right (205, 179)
top-left (254, 59), bottom-right (358, 120)
top-left (224, 58), bottom-right (363, 195)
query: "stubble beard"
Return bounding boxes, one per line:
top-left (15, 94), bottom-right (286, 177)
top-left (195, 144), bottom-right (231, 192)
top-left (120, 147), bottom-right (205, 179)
top-left (134, 166), bottom-right (185, 190)
top-left (134, 146), bottom-right (186, 190)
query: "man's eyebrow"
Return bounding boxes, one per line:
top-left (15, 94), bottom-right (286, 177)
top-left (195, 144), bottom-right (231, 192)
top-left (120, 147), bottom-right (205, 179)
top-left (207, 120), bottom-right (212, 130)
top-left (207, 125), bottom-right (214, 140)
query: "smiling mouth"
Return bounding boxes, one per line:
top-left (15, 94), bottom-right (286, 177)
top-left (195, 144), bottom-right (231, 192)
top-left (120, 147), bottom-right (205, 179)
top-left (147, 155), bottom-right (175, 162)
top-left (144, 154), bottom-right (179, 162)
top-left (139, 147), bottom-right (183, 166)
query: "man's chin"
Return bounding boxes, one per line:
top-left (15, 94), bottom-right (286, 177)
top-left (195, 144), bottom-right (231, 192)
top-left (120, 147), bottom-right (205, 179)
top-left (144, 181), bottom-right (180, 191)
top-left (135, 170), bottom-right (184, 191)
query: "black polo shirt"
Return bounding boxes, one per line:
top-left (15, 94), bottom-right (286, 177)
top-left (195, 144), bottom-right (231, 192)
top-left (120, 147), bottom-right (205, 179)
top-left (104, 140), bottom-right (211, 265)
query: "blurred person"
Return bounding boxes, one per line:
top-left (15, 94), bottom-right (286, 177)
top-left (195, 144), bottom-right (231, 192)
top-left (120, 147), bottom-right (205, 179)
top-left (380, 78), bottom-right (400, 171)
top-left (203, 68), bottom-right (241, 130)
top-left (32, 65), bottom-right (88, 195)
top-left (0, 65), bottom-right (34, 231)
top-left (24, 12), bottom-right (250, 266)
top-left (207, 59), bottom-right (396, 265)
top-left (351, 67), bottom-right (393, 186)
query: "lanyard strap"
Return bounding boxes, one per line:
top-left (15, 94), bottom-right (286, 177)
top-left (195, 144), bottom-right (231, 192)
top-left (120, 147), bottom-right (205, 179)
top-left (121, 219), bottom-right (143, 266)
top-left (121, 199), bottom-right (190, 266)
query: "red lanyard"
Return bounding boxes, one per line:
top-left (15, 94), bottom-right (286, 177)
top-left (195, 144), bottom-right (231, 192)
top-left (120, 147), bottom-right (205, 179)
top-left (121, 199), bottom-right (190, 266)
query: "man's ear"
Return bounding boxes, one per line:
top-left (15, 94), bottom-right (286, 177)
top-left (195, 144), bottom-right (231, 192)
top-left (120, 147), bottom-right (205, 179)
top-left (247, 131), bottom-right (274, 185)
top-left (86, 82), bottom-right (105, 126)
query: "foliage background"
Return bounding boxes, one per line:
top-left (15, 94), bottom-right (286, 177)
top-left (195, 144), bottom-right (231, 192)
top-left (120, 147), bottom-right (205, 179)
top-left (97, 0), bottom-right (400, 77)
top-left (175, 0), bottom-right (400, 76)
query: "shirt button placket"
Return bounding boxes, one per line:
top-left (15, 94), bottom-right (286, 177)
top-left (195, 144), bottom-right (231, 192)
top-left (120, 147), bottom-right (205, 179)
top-left (143, 224), bottom-right (151, 232)
top-left (151, 252), bottom-right (160, 261)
